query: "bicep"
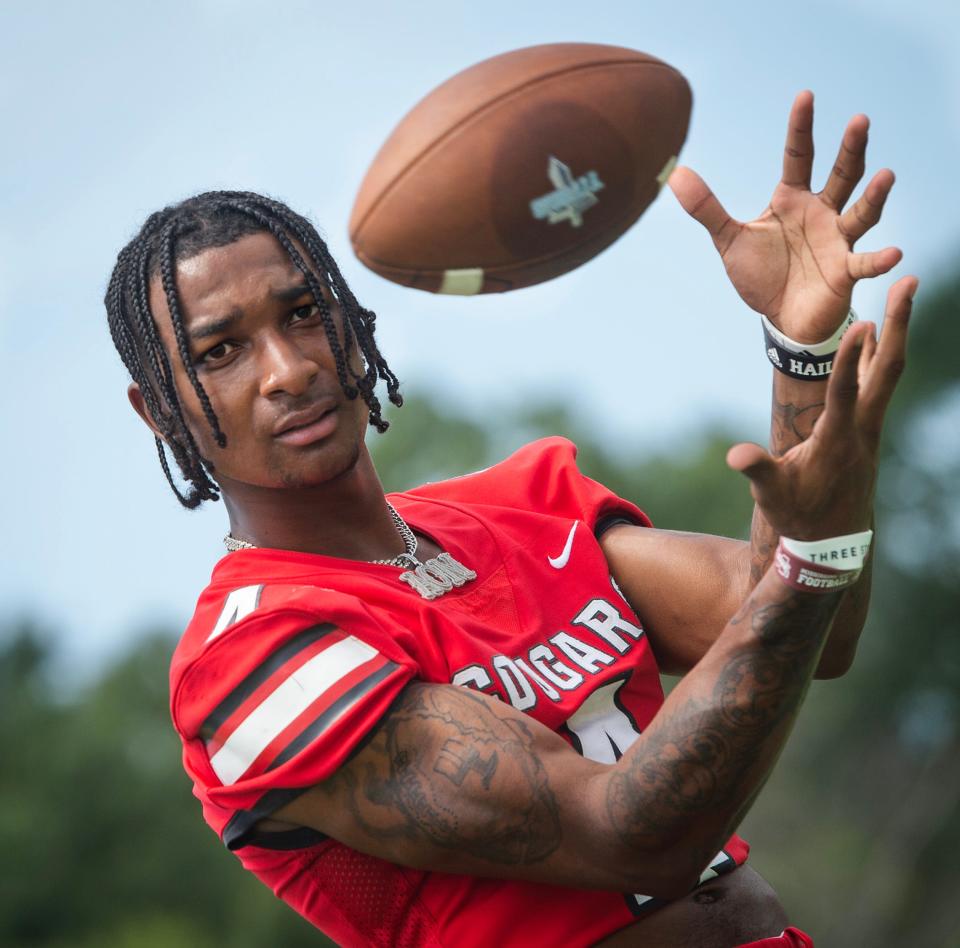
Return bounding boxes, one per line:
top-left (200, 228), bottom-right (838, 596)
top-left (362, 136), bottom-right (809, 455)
top-left (600, 525), bottom-right (751, 675)
top-left (267, 682), bottom-right (649, 889)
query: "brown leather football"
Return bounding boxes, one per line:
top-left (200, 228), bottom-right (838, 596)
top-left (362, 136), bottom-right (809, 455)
top-left (349, 43), bottom-right (692, 295)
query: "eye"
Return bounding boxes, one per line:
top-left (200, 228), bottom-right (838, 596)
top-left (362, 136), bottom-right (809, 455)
top-left (196, 340), bottom-right (239, 367)
top-left (290, 302), bottom-right (321, 324)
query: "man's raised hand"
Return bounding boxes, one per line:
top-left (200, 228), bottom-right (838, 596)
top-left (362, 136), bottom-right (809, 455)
top-left (669, 91), bottom-right (902, 343)
top-left (726, 275), bottom-right (917, 542)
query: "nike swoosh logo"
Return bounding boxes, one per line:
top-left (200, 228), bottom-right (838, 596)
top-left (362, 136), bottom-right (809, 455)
top-left (547, 522), bottom-right (578, 569)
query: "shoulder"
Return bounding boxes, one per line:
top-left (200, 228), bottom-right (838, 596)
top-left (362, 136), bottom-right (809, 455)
top-left (406, 437), bottom-right (575, 500)
top-left (170, 575), bottom-right (419, 814)
top-left (403, 437), bottom-right (651, 529)
top-left (171, 575), bottom-right (417, 741)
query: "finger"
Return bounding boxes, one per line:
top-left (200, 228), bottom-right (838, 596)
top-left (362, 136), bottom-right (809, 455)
top-left (668, 166), bottom-right (739, 251)
top-left (860, 276), bottom-right (919, 424)
top-left (846, 246), bottom-right (902, 281)
top-left (819, 323), bottom-right (870, 437)
top-left (858, 322), bottom-right (878, 387)
top-left (726, 441), bottom-right (778, 481)
top-left (819, 113), bottom-right (869, 210)
top-left (781, 90), bottom-right (815, 189)
top-left (837, 169), bottom-right (895, 244)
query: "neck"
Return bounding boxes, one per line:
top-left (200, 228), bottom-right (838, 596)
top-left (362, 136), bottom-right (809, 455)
top-left (219, 446), bottom-right (406, 561)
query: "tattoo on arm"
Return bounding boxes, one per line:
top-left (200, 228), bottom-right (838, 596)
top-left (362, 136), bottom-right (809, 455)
top-left (757, 386), bottom-right (872, 666)
top-left (770, 395), bottom-right (825, 456)
top-left (311, 581), bottom-right (842, 882)
top-left (749, 508), bottom-right (776, 585)
top-left (749, 392), bottom-right (825, 584)
top-left (605, 586), bottom-right (840, 863)
top-left (323, 685), bottom-right (562, 865)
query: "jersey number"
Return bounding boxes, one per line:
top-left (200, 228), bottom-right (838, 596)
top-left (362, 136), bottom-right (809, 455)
top-left (562, 674), bottom-right (673, 915)
top-left (561, 674), bottom-right (642, 765)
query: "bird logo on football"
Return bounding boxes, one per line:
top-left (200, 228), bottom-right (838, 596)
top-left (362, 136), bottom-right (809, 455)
top-left (348, 44), bottom-right (692, 292)
top-left (529, 156), bottom-right (605, 228)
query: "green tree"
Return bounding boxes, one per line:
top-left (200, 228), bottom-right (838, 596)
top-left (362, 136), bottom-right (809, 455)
top-left (0, 625), bottom-right (329, 948)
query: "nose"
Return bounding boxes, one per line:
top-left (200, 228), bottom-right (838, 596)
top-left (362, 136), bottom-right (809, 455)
top-left (258, 333), bottom-right (321, 398)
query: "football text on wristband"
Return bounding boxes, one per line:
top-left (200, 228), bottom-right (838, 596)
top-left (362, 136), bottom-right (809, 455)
top-left (774, 529), bottom-right (873, 593)
top-left (762, 309), bottom-right (858, 380)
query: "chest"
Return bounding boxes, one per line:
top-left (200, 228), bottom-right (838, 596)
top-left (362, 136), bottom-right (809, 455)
top-left (383, 512), bottom-right (666, 754)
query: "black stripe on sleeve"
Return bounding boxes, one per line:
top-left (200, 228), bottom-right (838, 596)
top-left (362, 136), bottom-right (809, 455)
top-left (223, 786), bottom-right (328, 851)
top-left (594, 514), bottom-right (640, 538)
top-left (200, 622), bottom-right (337, 740)
top-left (241, 826), bottom-right (328, 850)
top-left (265, 661), bottom-right (399, 772)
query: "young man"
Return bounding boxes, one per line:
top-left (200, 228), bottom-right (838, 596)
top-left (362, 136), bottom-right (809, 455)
top-left (108, 93), bottom-right (914, 946)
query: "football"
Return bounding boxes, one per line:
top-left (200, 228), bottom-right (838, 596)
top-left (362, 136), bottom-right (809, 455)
top-left (349, 42), bottom-right (692, 295)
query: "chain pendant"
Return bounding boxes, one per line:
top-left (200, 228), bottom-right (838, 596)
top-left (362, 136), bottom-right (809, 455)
top-left (398, 552), bottom-right (477, 600)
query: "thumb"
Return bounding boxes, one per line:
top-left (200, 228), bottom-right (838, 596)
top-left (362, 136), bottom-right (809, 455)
top-left (726, 442), bottom-right (778, 488)
top-left (668, 166), bottom-right (736, 241)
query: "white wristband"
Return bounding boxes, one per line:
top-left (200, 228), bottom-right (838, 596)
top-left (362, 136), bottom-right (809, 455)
top-left (761, 309), bottom-right (858, 357)
top-left (781, 530), bottom-right (873, 572)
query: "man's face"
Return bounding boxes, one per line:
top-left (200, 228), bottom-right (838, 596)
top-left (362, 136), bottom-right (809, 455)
top-left (142, 231), bottom-right (370, 492)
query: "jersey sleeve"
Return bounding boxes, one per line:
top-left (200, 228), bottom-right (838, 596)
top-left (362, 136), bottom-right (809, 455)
top-left (411, 436), bottom-right (652, 532)
top-left (171, 586), bottom-right (417, 849)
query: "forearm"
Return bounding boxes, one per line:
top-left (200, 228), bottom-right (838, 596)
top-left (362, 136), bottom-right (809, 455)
top-left (601, 567), bottom-right (842, 889)
top-left (275, 569), bottom-right (842, 897)
top-left (748, 372), bottom-right (872, 676)
top-left (749, 374), bottom-right (828, 584)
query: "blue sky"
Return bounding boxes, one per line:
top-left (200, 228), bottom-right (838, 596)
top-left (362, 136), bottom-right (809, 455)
top-left (1, 0), bottom-right (957, 672)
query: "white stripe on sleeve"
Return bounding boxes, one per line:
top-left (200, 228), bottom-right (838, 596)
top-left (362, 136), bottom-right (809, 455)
top-left (207, 585), bottom-right (263, 643)
top-left (210, 635), bottom-right (378, 785)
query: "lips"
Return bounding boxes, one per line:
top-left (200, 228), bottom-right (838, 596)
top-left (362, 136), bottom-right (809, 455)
top-left (272, 398), bottom-right (339, 446)
top-left (273, 398), bottom-right (337, 436)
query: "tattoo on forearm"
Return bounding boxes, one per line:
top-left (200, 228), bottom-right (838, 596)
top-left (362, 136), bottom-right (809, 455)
top-left (326, 685), bottom-right (561, 865)
top-left (771, 395), bottom-right (825, 456)
top-left (605, 585), bottom-right (840, 860)
top-left (749, 509), bottom-right (776, 585)
top-left (749, 394), bottom-right (826, 584)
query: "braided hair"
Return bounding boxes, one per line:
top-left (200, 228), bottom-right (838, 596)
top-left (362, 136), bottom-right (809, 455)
top-left (105, 190), bottom-right (402, 508)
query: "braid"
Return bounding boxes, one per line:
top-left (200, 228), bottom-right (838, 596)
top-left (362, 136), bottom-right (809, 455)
top-left (130, 231), bottom-right (222, 507)
top-left (157, 221), bottom-right (227, 449)
top-left (104, 190), bottom-right (403, 506)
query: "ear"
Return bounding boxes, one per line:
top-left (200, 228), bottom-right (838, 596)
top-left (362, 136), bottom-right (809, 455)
top-left (127, 382), bottom-right (166, 442)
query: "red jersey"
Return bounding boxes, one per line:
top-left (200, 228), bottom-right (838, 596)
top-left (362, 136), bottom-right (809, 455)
top-left (171, 438), bottom-right (748, 947)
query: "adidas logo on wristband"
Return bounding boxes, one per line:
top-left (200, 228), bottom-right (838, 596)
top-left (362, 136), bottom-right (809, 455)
top-left (761, 310), bottom-right (857, 381)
